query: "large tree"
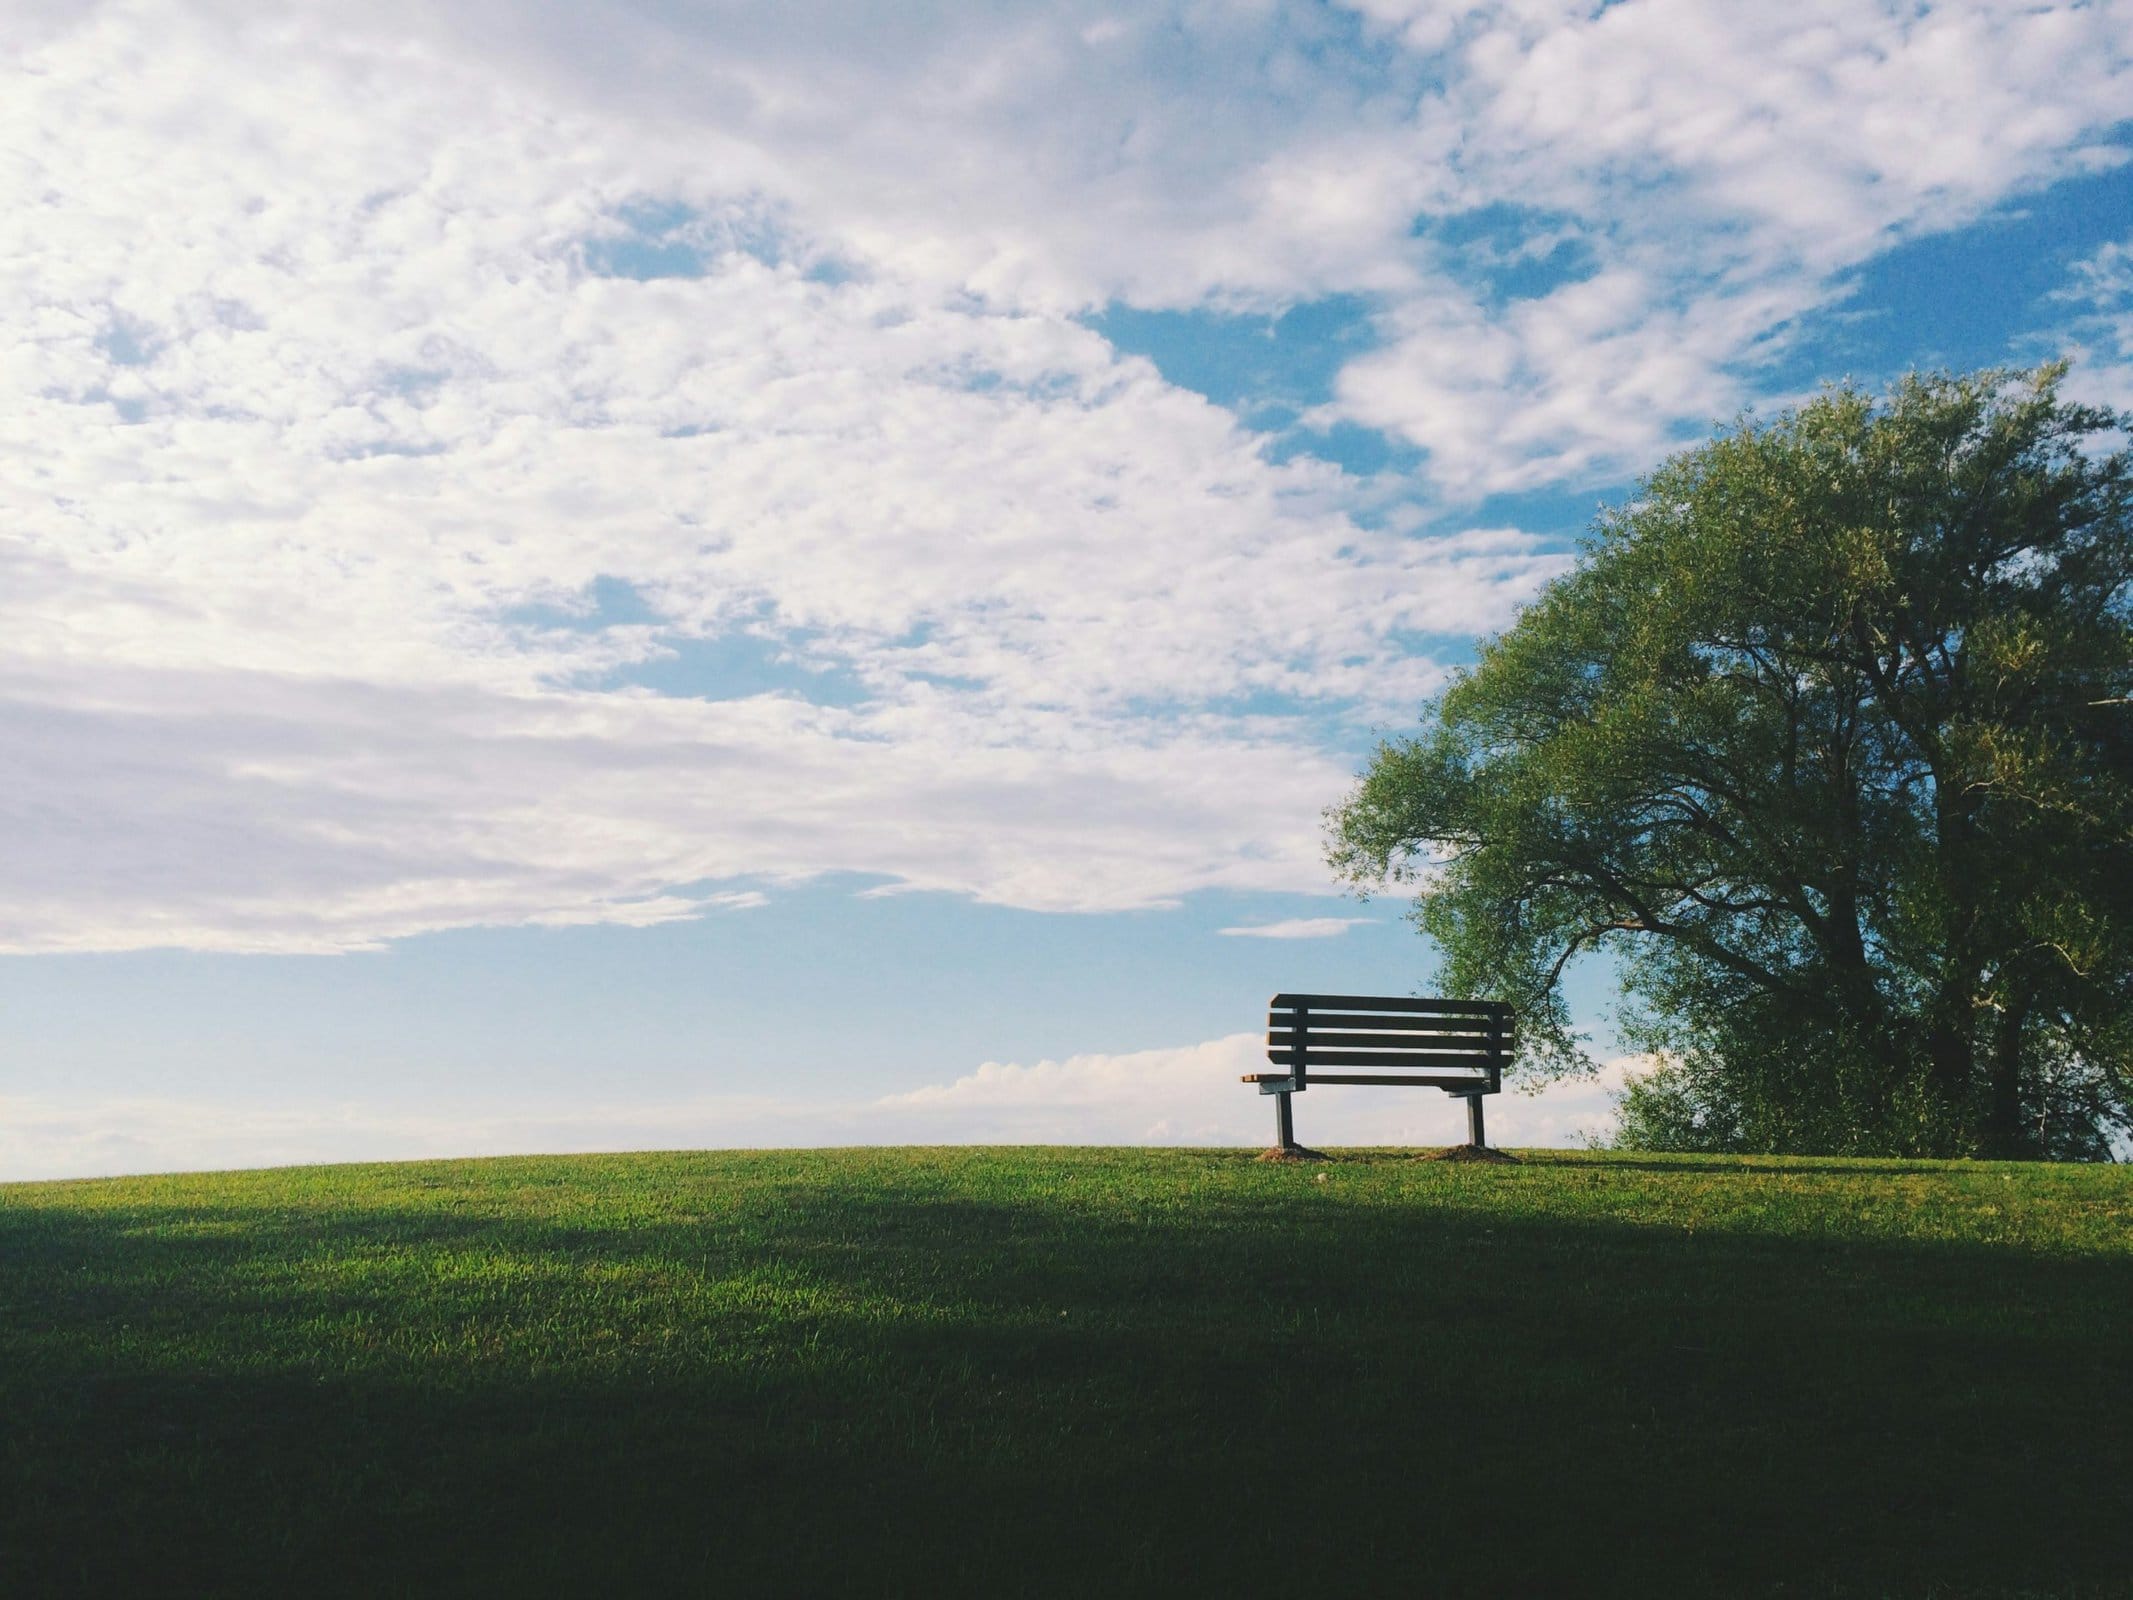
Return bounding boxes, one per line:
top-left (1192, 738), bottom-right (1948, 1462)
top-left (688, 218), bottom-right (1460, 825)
top-left (1328, 366), bottom-right (2133, 1159)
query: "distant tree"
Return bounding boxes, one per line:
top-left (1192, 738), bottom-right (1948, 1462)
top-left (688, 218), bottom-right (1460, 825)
top-left (1328, 366), bottom-right (2133, 1159)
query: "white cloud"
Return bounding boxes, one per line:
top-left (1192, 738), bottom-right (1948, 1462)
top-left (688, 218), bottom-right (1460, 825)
top-left (6, 1), bottom-right (2130, 953)
top-left (879, 1034), bottom-right (1645, 1147)
top-left (0, 663), bottom-right (1374, 951)
top-left (1328, 1), bottom-right (2133, 492)
top-left (1330, 271), bottom-right (1806, 496)
top-left (0, 1038), bottom-right (1648, 1180)
top-left (0, 4), bottom-right (1575, 951)
top-left (356, 0), bottom-right (2133, 496)
top-left (1217, 917), bottom-right (1373, 939)
top-left (2042, 237), bottom-right (2133, 412)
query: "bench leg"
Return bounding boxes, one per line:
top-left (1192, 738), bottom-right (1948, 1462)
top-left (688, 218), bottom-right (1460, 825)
top-left (1257, 1086), bottom-right (1325, 1161)
top-left (1465, 1092), bottom-right (1486, 1149)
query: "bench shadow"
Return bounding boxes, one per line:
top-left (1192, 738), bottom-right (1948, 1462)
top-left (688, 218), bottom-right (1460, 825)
top-left (3, 1168), bottom-right (2128, 1598)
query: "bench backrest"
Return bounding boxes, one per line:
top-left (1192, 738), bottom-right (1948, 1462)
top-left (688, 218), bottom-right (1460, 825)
top-left (1266, 993), bottom-right (1514, 1090)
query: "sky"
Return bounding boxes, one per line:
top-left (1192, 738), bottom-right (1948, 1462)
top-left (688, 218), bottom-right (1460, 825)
top-left (6, 0), bottom-right (2133, 1180)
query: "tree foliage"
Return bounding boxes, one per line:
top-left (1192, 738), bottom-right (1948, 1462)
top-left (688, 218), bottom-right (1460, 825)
top-left (1328, 367), bottom-right (2133, 1158)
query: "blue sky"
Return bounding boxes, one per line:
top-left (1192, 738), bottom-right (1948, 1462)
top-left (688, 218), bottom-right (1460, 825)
top-left (4, 1), bottom-right (2133, 1178)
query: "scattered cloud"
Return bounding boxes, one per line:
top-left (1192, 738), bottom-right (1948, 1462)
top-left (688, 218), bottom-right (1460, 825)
top-left (1217, 917), bottom-right (1373, 939)
top-left (0, 664), bottom-right (1368, 951)
top-left (1331, 1), bottom-right (2133, 492)
top-left (0, 5), bottom-right (1569, 951)
top-left (2043, 236), bottom-right (2133, 411)
top-left (7, 1), bottom-right (2131, 953)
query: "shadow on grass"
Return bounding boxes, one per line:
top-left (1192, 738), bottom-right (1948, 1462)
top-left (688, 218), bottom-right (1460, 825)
top-left (3, 1164), bottom-right (2128, 1598)
top-left (1302, 1149), bottom-right (1966, 1177)
top-left (1519, 1155), bottom-right (1962, 1177)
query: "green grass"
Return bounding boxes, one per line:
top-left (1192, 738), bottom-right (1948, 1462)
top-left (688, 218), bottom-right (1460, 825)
top-left (3, 1148), bottom-right (2129, 1598)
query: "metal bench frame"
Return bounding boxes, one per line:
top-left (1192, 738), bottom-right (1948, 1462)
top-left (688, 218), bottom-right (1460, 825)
top-left (1243, 992), bottom-right (1514, 1154)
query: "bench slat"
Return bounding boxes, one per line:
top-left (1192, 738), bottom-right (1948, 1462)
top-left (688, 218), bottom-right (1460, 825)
top-left (1268, 1028), bottom-right (1506, 1051)
top-left (1242, 1072), bottom-right (1492, 1089)
top-left (1270, 993), bottom-right (1509, 1016)
top-left (1263, 1048), bottom-right (1501, 1071)
top-left (1308, 1074), bottom-right (1493, 1089)
top-left (1266, 1011), bottom-right (1509, 1034)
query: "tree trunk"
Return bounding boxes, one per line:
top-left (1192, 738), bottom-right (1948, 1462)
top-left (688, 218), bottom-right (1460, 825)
top-left (1921, 971), bottom-right (1979, 1153)
top-left (1925, 777), bottom-right (1983, 1152)
top-left (1982, 993), bottom-right (2034, 1159)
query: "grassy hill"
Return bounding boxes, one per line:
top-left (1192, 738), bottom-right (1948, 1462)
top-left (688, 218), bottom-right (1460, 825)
top-left (3, 1147), bottom-right (2128, 1597)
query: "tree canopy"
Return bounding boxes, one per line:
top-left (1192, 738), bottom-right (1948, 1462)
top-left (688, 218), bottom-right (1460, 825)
top-left (1328, 366), bottom-right (2133, 1159)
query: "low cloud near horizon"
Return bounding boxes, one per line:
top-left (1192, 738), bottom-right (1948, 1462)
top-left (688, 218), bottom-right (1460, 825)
top-left (0, 1038), bottom-right (1648, 1183)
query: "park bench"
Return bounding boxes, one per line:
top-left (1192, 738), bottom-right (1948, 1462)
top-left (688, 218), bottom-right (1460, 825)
top-left (1243, 993), bottom-right (1514, 1157)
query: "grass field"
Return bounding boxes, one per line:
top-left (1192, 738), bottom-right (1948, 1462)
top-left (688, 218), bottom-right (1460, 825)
top-left (3, 1147), bottom-right (2129, 1597)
